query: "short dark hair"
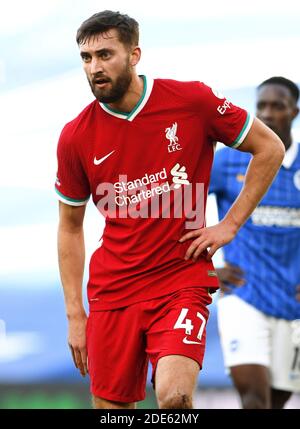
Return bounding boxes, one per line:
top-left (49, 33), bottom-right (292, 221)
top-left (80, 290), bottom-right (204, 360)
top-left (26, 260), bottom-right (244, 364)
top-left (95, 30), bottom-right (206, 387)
top-left (257, 76), bottom-right (299, 103)
top-left (76, 10), bottom-right (139, 48)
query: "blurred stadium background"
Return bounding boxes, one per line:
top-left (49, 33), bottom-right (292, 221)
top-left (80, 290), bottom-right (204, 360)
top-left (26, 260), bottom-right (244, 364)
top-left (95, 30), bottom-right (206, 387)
top-left (0, 0), bottom-right (300, 409)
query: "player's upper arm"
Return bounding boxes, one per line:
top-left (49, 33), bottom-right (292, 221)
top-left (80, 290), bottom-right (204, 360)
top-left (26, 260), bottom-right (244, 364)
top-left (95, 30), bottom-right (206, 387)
top-left (237, 117), bottom-right (285, 156)
top-left (58, 201), bottom-right (86, 232)
top-left (55, 123), bottom-right (91, 206)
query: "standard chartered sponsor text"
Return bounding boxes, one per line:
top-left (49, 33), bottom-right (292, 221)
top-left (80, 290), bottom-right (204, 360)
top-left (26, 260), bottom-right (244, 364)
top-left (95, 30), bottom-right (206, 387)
top-left (95, 168), bottom-right (205, 228)
top-left (114, 168), bottom-right (168, 194)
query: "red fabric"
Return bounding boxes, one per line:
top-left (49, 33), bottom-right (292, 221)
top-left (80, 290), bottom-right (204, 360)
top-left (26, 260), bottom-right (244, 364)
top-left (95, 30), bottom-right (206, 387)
top-left (55, 78), bottom-right (249, 310)
top-left (86, 287), bottom-right (212, 403)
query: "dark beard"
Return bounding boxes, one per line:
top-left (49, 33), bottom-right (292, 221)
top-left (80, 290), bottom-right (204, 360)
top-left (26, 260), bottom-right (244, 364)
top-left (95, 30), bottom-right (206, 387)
top-left (89, 67), bottom-right (132, 103)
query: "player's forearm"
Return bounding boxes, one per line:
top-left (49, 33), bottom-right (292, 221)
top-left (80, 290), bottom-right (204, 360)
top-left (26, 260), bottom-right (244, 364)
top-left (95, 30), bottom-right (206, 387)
top-left (223, 142), bottom-right (284, 232)
top-left (58, 227), bottom-right (86, 319)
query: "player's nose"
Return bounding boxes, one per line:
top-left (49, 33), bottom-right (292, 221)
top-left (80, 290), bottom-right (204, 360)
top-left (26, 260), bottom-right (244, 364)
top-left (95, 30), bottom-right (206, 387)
top-left (258, 105), bottom-right (273, 122)
top-left (90, 57), bottom-right (104, 75)
top-left (258, 109), bottom-right (275, 129)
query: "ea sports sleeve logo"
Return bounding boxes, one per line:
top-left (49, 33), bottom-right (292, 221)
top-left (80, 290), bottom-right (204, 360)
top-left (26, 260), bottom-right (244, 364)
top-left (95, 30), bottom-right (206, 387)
top-left (211, 87), bottom-right (231, 115)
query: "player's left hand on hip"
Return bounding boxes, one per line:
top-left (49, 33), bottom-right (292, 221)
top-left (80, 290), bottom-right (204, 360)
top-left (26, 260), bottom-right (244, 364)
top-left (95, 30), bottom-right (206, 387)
top-left (178, 221), bottom-right (236, 262)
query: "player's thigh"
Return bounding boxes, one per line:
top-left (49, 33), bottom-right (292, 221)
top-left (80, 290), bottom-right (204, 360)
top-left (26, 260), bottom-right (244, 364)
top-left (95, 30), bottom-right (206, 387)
top-left (230, 364), bottom-right (271, 396)
top-left (87, 307), bottom-right (148, 404)
top-left (271, 318), bottom-right (300, 393)
top-left (270, 388), bottom-right (292, 409)
top-left (155, 354), bottom-right (200, 400)
top-left (147, 288), bottom-right (212, 401)
top-left (92, 396), bottom-right (136, 409)
top-left (217, 294), bottom-right (271, 369)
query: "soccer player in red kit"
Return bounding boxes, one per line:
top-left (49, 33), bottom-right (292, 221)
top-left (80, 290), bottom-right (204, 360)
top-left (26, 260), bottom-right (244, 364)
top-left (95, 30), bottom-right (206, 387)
top-left (56, 11), bottom-right (285, 409)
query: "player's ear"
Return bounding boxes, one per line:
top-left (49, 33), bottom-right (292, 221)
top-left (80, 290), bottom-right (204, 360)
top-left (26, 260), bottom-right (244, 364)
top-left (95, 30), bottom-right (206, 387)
top-left (292, 106), bottom-right (299, 120)
top-left (130, 46), bottom-right (141, 67)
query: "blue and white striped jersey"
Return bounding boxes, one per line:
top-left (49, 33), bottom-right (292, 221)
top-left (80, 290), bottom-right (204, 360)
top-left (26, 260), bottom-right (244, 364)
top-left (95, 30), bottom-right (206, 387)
top-left (210, 141), bottom-right (300, 319)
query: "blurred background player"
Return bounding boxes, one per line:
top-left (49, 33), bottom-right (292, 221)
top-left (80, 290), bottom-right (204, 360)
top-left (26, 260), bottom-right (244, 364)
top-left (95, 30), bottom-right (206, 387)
top-left (210, 76), bottom-right (300, 409)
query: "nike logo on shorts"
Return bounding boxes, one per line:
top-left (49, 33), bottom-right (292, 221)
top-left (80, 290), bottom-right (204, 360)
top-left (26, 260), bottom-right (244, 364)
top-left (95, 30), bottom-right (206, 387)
top-left (94, 150), bottom-right (115, 165)
top-left (183, 337), bottom-right (201, 345)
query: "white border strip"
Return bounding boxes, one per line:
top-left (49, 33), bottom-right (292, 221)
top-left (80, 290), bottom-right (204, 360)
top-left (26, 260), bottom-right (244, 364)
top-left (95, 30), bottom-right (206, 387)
top-left (99, 103), bottom-right (128, 119)
top-left (127, 77), bottom-right (154, 122)
top-left (232, 113), bottom-right (254, 149)
top-left (55, 191), bottom-right (89, 207)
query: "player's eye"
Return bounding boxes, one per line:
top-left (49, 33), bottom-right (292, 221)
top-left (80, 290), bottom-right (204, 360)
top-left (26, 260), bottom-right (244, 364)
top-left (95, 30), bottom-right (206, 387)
top-left (99, 51), bottom-right (111, 60)
top-left (256, 102), bottom-right (265, 110)
top-left (274, 103), bottom-right (285, 111)
top-left (81, 54), bottom-right (91, 62)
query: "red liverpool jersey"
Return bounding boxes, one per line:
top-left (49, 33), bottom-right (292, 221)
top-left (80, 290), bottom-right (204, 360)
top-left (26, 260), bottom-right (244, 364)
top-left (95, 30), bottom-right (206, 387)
top-left (55, 77), bottom-right (253, 310)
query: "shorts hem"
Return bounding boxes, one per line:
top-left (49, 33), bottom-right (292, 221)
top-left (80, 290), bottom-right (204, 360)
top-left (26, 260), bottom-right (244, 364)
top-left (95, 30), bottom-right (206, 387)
top-left (90, 388), bottom-right (145, 404)
top-left (158, 351), bottom-right (202, 368)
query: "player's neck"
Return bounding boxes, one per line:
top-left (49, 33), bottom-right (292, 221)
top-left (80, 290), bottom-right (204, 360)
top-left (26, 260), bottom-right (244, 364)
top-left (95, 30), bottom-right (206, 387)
top-left (106, 74), bottom-right (144, 114)
top-left (282, 133), bottom-right (292, 151)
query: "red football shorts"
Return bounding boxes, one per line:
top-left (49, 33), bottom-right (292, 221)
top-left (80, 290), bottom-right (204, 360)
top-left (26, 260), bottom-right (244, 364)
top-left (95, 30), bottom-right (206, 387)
top-left (86, 287), bottom-right (213, 403)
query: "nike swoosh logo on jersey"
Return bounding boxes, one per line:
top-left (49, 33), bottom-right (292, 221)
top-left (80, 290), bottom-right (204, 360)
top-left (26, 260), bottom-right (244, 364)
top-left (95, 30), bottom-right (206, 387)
top-left (94, 150), bottom-right (115, 165)
top-left (182, 337), bottom-right (201, 345)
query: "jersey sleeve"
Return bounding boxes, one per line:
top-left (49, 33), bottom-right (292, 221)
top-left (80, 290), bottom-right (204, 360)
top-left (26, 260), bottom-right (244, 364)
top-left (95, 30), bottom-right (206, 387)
top-left (197, 82), bottom-right (254, 149)
top-left (55, 125), bottom-right (90, 206)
